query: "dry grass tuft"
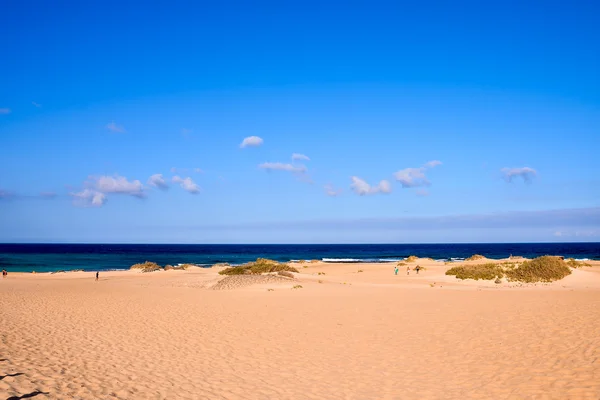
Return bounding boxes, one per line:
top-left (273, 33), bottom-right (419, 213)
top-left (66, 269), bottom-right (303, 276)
top-left (505, 256), bottom-right (571, 283)
top-left (445, 263), bottom-right (504, 280)
top-left (405, 256), bottom-right (419, 262)
top-left (466, 254), bottom-right (486, 261)
top-left (565, 258), bottom-right (591, 268)
top-left (292, 285), bottom-right (303, 289)
top-left (130, 261), bottom-right (163, 272)
top-left (211, 263), bottom-right (230, 268)
top-left (397, 262), bottom-right (407, 266)
top-left (310, 259), bottom-right (320, 263)
top-left (219, 258), bottom-right (299, 276)
top-left (446, 256), bottom-right (573, 283)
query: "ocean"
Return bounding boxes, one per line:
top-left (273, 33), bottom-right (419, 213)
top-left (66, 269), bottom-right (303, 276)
top-left (0, 243), bottom-right (599, 273)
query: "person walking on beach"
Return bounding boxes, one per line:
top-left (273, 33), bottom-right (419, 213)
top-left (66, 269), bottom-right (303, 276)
top-left (2, 269), bottom-right (6, 278)
top-left (415, 265), bottom-right (421, 275)
top-left (394, 266), bottom-right (399, 275)
top-left (406, 266), bottom-right (410, 275)
top-left (95, 271), bottom-right (99, 281)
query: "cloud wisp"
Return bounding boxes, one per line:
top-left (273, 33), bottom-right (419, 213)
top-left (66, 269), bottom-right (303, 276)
top-left (91, 175), bottom-right (145, 198)
top-left (148, 174), bottom-right (169, 190)
top-left (32, 102), bottom-right (42, 108)
top-left (350, 177), bottom-right (392, 195)
top-left (240, 136), bottom-right (264, 148)
top-left (0, 108), bottom-right (11, 115)
top-left (70, 189), bottom-right (107, 208)
top-left (259, 162), bottom-right (307, 173)
top-left (292, 153), bottom-right (310, 161)
top-left (394, 160), bottom-right (442, 188)
top-left (106, 122), bottom-right (126, 133)
top-left (172, 176), bottom-right (201, 194)
top-left (324, 184), bottom-right (342, 197)
top-left (501, 167), bottom-right (537, 183)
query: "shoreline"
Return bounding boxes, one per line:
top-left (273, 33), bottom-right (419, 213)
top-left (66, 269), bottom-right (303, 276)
top-left (4, 254), bottom-right (600, 275)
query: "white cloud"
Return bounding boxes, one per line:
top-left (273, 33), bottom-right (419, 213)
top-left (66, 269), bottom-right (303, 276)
top-left (394, 168), bottom-right (429, 187)
top-left (0, 108), bottom-right (11, 115)
top-left (106, 122), bottom-right (126, 133)
top-left (92, 175), bottom-right (145, 198)
top-left (324, 184), bottom-right (342, 197)
top-left (70, 189), bottom-right (107, 207)
top-left (350, 177), bottom-right (392, 195)
top-left (292, 153), bottom-right (310, 161)
top-left (32, 101), bottom-right (42, 108)
top-left (240, 136), bottom-right (264, 148)
top-left (148, 174), bottom-right (169, 190)
top-left (394, 160), bottom-right (442, 188)
top-left (501, 167), bottom-right (537, 183)
top-left (172, 176), bottom-right (200, 194)
top-left (259, 162), bottom-right (307, 173)
top-left (425, 160), bottom-right (442, 168)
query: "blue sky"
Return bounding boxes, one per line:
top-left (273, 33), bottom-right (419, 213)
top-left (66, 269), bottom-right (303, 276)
top-left (1, 1), bottom-right (599, 243)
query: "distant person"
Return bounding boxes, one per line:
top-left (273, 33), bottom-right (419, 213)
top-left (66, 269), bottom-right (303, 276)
top-left (95, 271), bottom-right (99, 281)
top-left (406, 266), bottom-right (410, 275)
top-left (2, 269), bottom-right (6, 278)
top-left (394, 266), bottom-right (399, 275)
top-left (415, 265), bottom-right (421, 274)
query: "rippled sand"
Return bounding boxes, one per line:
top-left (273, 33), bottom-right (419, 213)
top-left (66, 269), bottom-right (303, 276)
top-left (1, 259), bottom-right (600, 399)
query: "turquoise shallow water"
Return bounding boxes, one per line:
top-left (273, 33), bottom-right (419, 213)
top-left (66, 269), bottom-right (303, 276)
top-left (0, 243), bottom-right (598, 272)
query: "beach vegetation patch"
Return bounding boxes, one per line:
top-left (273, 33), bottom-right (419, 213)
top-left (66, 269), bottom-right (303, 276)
top-left (445, 263), bottom-right (505, 280)
top-left (466, 254), bottom-right (486, 261)
top-left (130, 261), bottom-right (163, 272)
top-left (292, 285), bottom-right (303, 289)
top-left (446, 256), bottom-right (573, 283)
top-left (219, 258), bottom-right (299, 276)
top-left (405, 256), bottom-right (419, 262)
top-left (505, 256), bottom-right (571, 283)
top-left (565, 258), bottom-right (591, 268)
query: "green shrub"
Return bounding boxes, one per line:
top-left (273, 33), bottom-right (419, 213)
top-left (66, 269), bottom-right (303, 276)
top-left (505, 256), bottom-right (571, 283)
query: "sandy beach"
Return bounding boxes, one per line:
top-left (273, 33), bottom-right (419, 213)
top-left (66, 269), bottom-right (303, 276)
top-left (2, 258), bottom-right (600, 399)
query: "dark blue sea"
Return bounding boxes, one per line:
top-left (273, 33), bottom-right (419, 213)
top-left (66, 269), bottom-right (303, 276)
top-left (0, 243), bottom-right (599, 273)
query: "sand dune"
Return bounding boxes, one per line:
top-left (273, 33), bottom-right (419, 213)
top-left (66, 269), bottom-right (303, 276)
top-left (1, 260), bottom-right (600, 399)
